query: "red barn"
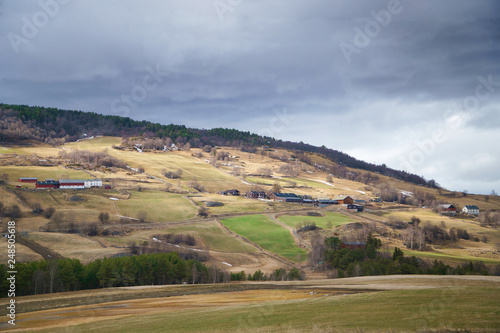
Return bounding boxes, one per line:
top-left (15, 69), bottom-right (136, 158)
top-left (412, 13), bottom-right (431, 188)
top-left (19, 178), bottom-right (37, 183)
top-left (437, 204), bottom-right (457, 216)
top-left (36, 180), bottom-right (60, 189)
top-left (59, 179), bottom-right (85, 189)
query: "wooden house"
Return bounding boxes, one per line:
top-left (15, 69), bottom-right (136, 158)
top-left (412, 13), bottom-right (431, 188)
top-left (334, 195), bottom-right (354, 205)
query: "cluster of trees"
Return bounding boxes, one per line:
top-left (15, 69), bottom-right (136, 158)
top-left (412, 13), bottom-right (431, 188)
top-left (322, 236), bottom-right (499, 278)
top-left (389, 217), bottom-right (480, 250)
top-left (162, 168), bottom-right (183, 179)
top-left (1, 103), bottom-right (437, 188)
top-left (0, 203), bottom-right (22, 222)
top-left (478, 210), bottom-right (500, 227)
top-left (59, 149), bottom-right (127, 169)
top-left (230, 267), bottom-right (304, 282)
top-left (0, 253), bottom-right (212, 296)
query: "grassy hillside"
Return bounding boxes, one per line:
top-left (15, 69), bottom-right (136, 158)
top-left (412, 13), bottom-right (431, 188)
top-left (1, 136), bottom-right (499, 271)
top-left (115, 191), bottom-right (198, 222)
top-left (221, 215), bottom-right (307, 262)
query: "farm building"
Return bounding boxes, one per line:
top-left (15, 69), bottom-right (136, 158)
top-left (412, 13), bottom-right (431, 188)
top-left (334, 195), bottom-right (354, 205)
top-left (59, 179), bottom-right (85, 189)
top-left (269, 193), bottom-right (303, 203)
top-left (462, 205), bottom-right (480, 216)
top-left (246, 191), bottom-right (266, 199)
top-left (19, 178), bottom-right (37, 183)
top-left (347, 204), bottom-right (364, 212)
top-left (84, 179), bottom-right (103, 188)
top-left (104, 185), bottom-right (112, 189)
top-left (341, 242), bottom-right (366, 250)
top-left (437, 204), bottom-right (457, 216)
top-left (36, 180), bottom-right (60, 189)
top-left (317, 197), bottom-right (339, 206)
top-left (218, 189), bottom-right (240, 196)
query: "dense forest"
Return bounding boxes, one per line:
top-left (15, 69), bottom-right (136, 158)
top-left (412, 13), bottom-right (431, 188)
top-left (0, 103), bottom-right (434, 187)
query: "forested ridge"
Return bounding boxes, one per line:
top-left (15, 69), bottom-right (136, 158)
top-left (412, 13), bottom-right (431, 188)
top-left (0, 103), bottom-right (433, 186)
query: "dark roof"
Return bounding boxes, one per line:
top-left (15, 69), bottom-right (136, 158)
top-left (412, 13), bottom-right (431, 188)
top-left (37, 180), bottom-right (59, 185)
top-left (273, 192), bottom-right (299, 198)
top-left (437, 204), bottom-right (456, 209)
top-left (464, 205), bottom-right (479, 210)
top-left (342, 242), bottom-right (366, 246)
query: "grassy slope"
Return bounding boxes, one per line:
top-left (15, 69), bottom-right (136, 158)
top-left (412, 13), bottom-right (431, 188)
top-left (115, 191), bottom-right (198, 222)
top-left (103, 221), bottom-right (256, 254)
top-left (65, 137), bottom-right (247, 193)
top-left (221, 215), bottom-right (307, 262)
top-left (27, 232), bottom-right (124, 263)
top-left (278, 212), bottom-right (356, 229)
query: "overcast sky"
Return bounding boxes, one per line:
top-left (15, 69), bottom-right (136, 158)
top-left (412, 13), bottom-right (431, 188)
top-left (1, 0), bottom-right (499, 194)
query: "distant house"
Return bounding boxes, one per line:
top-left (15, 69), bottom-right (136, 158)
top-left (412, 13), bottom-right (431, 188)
top-left (36, 180), bottom-right (60, 189)
top-left (341, 242), bottom-right (366, 250)
top-left (246, 191), bottom-right (266, 199)
top-left (218, 189), bottom-right (240, 196)
top-left (85, 179), bottom-right (103, 188)
top-left (354, 199), bottom-right (367, 204)
top-left (19, 178), bottom-right (37, 183)
top-left (347, 204), bottom-right (364, 212)
top-left (334, 195), bottom-right (354, 205)
top-left (437, 204), bottom-right (457, 216)
top-left (269, 193), bottom-right (303, 203)
top-left (462, 205), bottom-right (480, 216)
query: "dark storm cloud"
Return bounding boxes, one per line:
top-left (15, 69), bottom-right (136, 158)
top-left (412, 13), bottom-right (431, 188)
top-left (0, 0), bottom-right (499, 193)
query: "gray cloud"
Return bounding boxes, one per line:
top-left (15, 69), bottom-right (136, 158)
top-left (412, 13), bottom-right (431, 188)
top-left (0, 0), bottom-right (499, 194)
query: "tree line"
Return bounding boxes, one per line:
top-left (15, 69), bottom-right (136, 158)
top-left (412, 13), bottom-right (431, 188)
top-left (0, 253), bottom-right (211, 297)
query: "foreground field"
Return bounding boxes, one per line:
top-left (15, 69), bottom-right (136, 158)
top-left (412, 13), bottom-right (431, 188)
top-left (1, 275), bottom-right (499, 332)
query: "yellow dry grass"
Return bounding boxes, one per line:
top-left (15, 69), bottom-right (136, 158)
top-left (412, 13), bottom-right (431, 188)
top-left (27, 232), bottom-right (124, 263)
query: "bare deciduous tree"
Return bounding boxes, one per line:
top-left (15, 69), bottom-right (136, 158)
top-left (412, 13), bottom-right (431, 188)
top-left (98, 212), bottom-right (109, 224)
top-left (137, 211), bottom-right (148, 223)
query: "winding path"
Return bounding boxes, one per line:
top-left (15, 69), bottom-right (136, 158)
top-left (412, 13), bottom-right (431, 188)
top-left (268, 214), bottom-right (312, 251)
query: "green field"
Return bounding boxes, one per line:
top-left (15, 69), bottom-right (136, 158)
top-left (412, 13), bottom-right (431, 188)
top-left (278, 212), bottom-right (356, 229)
top-left (221, 215), bottom-right (307, 262)
top-left (115, 191), bottom-right (198, 222)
